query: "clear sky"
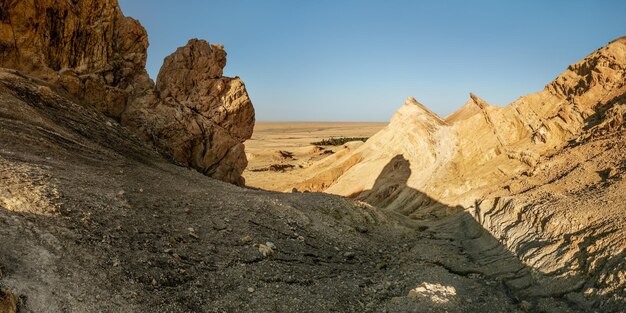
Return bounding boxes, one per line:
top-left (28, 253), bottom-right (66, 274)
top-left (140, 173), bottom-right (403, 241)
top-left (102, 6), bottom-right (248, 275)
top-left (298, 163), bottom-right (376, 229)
top-left (119, 0), bottom-right (626, 122)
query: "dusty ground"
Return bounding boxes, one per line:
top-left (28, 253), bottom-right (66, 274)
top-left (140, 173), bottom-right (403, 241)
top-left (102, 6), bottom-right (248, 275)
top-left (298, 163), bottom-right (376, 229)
top-left (243, 122), bottom-right (385, 191)
top-left (0, 69), bottom-right (595, 312)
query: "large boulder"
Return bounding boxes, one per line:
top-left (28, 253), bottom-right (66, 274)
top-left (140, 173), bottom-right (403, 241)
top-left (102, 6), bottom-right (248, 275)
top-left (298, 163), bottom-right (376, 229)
top-left (124, 39), bottom-right (255, 185)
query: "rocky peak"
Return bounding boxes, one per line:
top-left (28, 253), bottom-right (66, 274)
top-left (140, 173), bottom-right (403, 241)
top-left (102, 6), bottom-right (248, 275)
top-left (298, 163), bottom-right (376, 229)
top-left (156, 39), bottom-right (227, 97)
top-left (445, 94), bottom-right (482, 124)
top-left (391, 97), bottom-right (445, 128)
top-left (547, 37), bottom-right (626, 112)
top-left (469, 93), bottom-right (491, 110)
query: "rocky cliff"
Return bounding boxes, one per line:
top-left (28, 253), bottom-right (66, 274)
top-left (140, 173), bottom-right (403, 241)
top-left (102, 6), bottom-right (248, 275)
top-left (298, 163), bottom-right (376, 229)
top-left (0, 0), bottom-right (254, 185)
top-left (292, 37), bottom-right (626, 308)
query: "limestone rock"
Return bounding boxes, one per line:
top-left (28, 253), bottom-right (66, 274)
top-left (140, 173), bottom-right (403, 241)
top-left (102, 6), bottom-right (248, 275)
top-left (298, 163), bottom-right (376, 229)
top-left (294, 37), bottom-right (626, 210)
top-left (291, 36), bottom-right (626, 305)
top-left (124, 39), bottom-right (254, 185)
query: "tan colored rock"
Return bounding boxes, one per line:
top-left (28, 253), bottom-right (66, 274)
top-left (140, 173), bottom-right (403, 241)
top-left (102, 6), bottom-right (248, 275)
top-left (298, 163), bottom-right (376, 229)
top-left (123, 39), bottom-right (254, 185)
top-left (290, 37), bottom-right (626, 304)
top-left (0, 0), bottom-right (151, 119)
top-left (294, 37), bottom-right (626, 211)
top-left (0, 1), bottom-right (254, 185)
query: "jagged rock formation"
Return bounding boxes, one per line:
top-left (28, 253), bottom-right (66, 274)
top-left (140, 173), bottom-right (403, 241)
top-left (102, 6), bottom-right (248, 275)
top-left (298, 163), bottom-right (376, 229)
top-left (124, 39), bottom-right (255, 185)
top-left (293, 37), bottom-right (626, 309)
top-left (0, 0), bottom-right (254, 185)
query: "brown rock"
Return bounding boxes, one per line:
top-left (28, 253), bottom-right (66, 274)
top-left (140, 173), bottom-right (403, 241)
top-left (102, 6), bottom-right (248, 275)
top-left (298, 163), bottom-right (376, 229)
top-left (0, 1), bottom-right (255, 185)
top-left (0, 289), bottom-right (17, 313)
top-left (0, 0), bottom-right (151, 119)
top-left (124, 39), bottom-right (254, 185)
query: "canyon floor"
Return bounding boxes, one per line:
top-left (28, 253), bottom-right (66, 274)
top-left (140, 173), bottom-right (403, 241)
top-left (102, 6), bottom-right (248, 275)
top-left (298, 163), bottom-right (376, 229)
top-left (243, 122), bottom-right (385, 191)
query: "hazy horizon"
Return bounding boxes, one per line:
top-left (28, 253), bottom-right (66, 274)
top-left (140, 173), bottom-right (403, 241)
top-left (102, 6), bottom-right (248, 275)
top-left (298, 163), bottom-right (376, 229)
top-left (119, 0), bottom-right (626, 122)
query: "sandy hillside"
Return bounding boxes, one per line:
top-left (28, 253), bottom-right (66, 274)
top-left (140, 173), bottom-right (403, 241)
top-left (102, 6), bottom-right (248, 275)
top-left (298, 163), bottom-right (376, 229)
top-left (243, 122), bottom-right (385, 191)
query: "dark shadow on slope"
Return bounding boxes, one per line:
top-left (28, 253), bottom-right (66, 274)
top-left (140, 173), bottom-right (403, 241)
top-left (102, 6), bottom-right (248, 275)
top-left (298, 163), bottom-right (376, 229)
top-left (353, 154), bottom-right (615, 312)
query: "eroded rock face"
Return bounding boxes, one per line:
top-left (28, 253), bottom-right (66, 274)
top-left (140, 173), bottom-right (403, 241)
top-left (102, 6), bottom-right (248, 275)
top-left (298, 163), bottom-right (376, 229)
top-left (0, 0), bottom-right (151, 118)
top-left (124, 39), bottom-right (255, 185)
top-left (0, 1), bottom-right (254, 185)
top-left (291, 37), bottom-right (626, 306)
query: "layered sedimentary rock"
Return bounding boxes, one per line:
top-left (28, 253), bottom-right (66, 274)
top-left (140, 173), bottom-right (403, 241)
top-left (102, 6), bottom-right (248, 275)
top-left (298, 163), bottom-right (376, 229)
top-left (0, 0), bottom-right (254, 185)
top-left (296, 37), bottom-right (626, 206)
top-left (293, 37), bottom-right (626, 307)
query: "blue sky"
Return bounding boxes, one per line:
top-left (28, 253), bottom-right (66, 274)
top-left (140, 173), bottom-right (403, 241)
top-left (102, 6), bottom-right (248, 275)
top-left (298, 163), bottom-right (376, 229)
top-left (119, 0), bottom-right (626, 122)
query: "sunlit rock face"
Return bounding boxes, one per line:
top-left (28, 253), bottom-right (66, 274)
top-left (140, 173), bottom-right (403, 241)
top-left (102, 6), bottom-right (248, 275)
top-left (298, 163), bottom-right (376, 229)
top-left (0, 0), bottom-right (255, 185)
top-left (290, 37), bottom-right (626, 304)
top-left (125, 39), bottom-right (255, 185)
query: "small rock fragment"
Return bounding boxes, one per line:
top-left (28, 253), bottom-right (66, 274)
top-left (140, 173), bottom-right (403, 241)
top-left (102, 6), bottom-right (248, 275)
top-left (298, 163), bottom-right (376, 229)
top-left (343, 251), bottom-right (355, 259)
top-left (297, 235), bottom-right (305, 241)
top-left (241, 235), bottom-right (253, 243)
top-left (355, 225), bottom-right (368, 233)
top-left (256, 244), bottom-right (274, 257)
top-left (188, 227), bottom-right (199, 239)
top-left (265, 242), bottom-right (276, 249)
top-left (248, 287), bottom-right (255, 293)
top-left (519, 300), bottom-right (531, 312)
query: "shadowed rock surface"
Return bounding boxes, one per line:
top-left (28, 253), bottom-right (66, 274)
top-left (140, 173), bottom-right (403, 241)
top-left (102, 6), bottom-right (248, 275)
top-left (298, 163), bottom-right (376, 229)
top-left (1, 69), bottom-right (546, 312)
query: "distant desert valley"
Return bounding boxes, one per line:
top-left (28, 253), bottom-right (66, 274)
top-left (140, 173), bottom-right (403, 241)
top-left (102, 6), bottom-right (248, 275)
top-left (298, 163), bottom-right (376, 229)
top-left (0, 1), bottom-right (625, 313)
top-left (243, 122), bottom-right (385, 191)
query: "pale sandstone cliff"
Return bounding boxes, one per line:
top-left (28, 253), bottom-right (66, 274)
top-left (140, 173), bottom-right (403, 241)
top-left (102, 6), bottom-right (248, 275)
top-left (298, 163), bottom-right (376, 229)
top-left (0, 0), bottom-right (254, 185)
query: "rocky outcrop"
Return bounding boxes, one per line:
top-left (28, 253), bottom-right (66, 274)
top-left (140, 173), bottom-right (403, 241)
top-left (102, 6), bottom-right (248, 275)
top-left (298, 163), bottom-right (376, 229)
top-left (291, 37), bottom-right (626, 307)
top-left (0, 0), bottom-right (151, 118)
top-left (0, 0), bottom-right (254, 185)
top-left (296, 37), bottom-right (626, 207)
top-left (124, 39), bottom-right (254, 185)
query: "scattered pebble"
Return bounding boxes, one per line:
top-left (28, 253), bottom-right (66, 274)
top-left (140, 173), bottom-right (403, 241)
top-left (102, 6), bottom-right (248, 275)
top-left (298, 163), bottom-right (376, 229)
top-left (256, 244), bottom-right (274, 257)
top-left (343, 252), bottom-right (355, 259)
top-left (248, 287), bottom-right (255, 293)
top-left (355, 225), bottom-right (368, 233)
top-left (584, 288), bottom-right (596, 297)
top-left (297, 236), bottom-right (305, 241)
top-left (241, 235), bottom-right (253, 243)
top-left (265, 241), bottom-right (276, 249)
top-left (187, 227), bottom-right (199, 239)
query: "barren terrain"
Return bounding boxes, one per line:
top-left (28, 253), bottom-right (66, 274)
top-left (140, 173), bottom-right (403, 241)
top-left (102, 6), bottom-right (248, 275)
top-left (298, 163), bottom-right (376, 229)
top-left (0, 0), bottom-right (624, 312)
top-left (243, 122), bottom-right (385, 191)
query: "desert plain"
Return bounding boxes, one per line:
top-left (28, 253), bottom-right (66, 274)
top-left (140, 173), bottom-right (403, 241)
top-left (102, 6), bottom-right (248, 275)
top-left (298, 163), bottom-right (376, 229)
top-left (243, 122), bottom-right (386, 190)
